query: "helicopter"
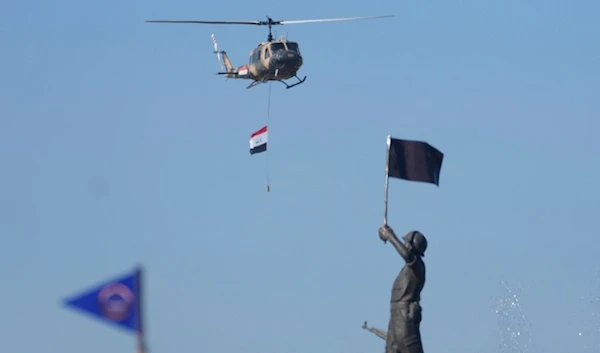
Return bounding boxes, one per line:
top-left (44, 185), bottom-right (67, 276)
top-left (145, 15), bottom-right (394, 89)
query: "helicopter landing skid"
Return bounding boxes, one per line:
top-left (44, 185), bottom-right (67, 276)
top-left (245, 74), bottom-right (306, 89)
top-left (246, 80), bottom-right (263, 89)
top-left (278, 75), bottom-right (307, 89)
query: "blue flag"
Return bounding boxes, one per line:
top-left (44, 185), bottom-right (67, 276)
top-left (63, 268), bottom-right (143, 334)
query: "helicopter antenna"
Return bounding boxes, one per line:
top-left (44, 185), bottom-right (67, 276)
top-left (146, 15), bottom-right (395, 43)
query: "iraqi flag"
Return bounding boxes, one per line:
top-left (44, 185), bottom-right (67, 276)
top-left (249, 125), bottom-right (267, 155)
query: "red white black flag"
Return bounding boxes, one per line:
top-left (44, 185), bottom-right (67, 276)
top-left (249, 125), bottom-right (267, 155)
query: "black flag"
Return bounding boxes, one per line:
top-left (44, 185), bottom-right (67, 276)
top-left (386, 137), bottom-right (444, 186)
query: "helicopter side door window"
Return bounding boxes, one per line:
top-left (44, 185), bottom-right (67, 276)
top-left (250, 48), bottom-right (260, 64)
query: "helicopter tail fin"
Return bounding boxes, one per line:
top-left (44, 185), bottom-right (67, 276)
top-left (211, 34), bottom-right (234, 74)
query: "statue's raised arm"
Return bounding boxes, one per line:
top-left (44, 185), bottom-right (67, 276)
top-left (378, 225), bottom-right (413, 263)
top-left (378, 225), bottom-right (427, 266)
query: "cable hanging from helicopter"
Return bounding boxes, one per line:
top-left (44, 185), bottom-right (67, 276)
top-left (145, 15), bottom-right (395, 90)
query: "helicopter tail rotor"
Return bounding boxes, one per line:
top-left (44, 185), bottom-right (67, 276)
top-left (211, 34), bottom-right (225, 71)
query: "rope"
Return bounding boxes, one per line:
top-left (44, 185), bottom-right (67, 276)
top-left (265, 82), bottom-right (272, 192)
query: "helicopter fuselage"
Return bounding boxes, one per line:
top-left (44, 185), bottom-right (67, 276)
top-left (247, 40), bottom-right (303, 81)
top-left (217, 39), bottom-right (307, 89)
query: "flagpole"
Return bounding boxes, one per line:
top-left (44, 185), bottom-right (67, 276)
top-left (135, 266), bottom-right (147, 353)
top-left (384, 135), bottom-right (391, 225)
top-left (136, 332), bottom-right (145, 353)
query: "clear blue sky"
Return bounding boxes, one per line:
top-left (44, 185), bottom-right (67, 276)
top-left (1, 0), bottom-right (599, 352)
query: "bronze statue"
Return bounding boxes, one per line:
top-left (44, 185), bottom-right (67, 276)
top-left (378, 225), bottom-right (427, 353)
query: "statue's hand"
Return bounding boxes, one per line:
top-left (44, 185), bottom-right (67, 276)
top-left (378, 225), bottom-right (395, 243)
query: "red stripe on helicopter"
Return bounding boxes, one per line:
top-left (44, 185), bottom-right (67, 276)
top-left (238, 65), bottom-right (248, 75)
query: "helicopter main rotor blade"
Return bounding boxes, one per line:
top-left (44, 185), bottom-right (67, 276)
top-left (145, 20), bottom-right (261, 25)
top-left (279, 15), bottom-right (394, 25)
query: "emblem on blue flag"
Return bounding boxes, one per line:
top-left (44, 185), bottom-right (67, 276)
top-left (63, 268), bottom-right (143, 334)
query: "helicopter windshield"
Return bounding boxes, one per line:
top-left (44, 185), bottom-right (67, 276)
top-left (270, 43), bottom-right (286, 53)
top-left (286, 42), bottom-right (300, 53)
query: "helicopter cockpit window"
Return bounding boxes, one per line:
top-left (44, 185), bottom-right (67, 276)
top-left (286, 42), bottom-right (300, 53)
top-left (270, 43), bottom-right (285, 53)
top-left (250, 48), bottom-right (260, 63)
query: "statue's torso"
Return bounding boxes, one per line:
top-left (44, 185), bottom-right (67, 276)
top-left (390, 257), bottom-right (426, 303)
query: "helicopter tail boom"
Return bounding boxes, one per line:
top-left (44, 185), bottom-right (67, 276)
top-left (216, 65), bottom-right (251, 79)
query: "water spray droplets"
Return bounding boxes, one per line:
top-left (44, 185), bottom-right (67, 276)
top-left (575, 270), bottom-right (600, 351)
top-left (491, 280), bottom-right (533, 353)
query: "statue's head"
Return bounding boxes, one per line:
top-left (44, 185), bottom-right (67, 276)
top-left (403, 231), bottom-right (427, 257)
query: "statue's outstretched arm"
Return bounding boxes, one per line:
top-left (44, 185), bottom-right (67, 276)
top-left (379, 225), bottom-right (416, 265)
